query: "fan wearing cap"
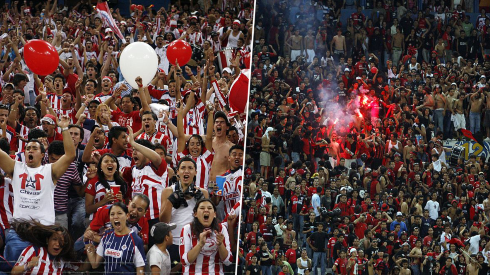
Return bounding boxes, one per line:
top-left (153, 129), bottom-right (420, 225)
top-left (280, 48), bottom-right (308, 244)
top-left (93, 75), bottom-right (115, 103)
top-left (146, 222), bottom-right (175, 274)
top-left (222, 19), bottom-right (244, 48)
top-left (40, 114), bottom-right (63, 144)
top-left (390, 212), bottom-right (408, 237)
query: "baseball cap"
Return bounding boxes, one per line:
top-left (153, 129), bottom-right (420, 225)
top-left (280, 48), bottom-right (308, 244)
top-left (40, 114), bottom-right (57, 125)
top-left (344, 68), bottom-right (350, 72)
top-left (150, 222), bottom-right (176, 244)
top-left (3, 83), bottom-right (13, 89)
top-left (396, 211), bottom-right (403, 217)
top-left (223, 67), bottom-right (232, 74)
top-left (105, 28), bottom-right (113, 33)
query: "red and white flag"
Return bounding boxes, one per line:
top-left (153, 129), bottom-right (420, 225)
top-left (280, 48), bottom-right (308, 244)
top-left (96, 2), bottom-right (126, 43)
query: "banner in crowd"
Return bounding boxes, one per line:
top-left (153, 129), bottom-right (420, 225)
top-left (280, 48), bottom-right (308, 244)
top-left (443, 140), bottom-right (490, 161)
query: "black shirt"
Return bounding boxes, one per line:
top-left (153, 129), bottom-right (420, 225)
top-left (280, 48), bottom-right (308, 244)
top-left (246, 264), bottom-right (261, 275)
top-left (259, 250), bottom-right (272, 266)
top-left (309, 231), bottom-right (328, 252)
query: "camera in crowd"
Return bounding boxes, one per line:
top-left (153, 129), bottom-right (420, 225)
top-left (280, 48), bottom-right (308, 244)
top-left (168, 183), bottom-right (203, 209)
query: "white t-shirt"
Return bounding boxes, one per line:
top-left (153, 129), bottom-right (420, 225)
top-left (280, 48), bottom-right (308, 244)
top-left (12, 162), bottom-right (55, 225)
top-left (146, 244), bottom-right (171, 275)
top-left (469, 235), bottom-right (481, 254)
top-left (424, 200), bottom-right (440, 220)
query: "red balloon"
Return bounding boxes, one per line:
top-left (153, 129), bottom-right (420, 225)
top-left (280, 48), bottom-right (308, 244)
top-left (371, 67), bottom-right (378, 74)
top-left (228, 71), bottom-right (249, 113)
top-left (24, 40), bottom-right (59, 76)
top-left (130, 4), bottom-right (136, 11)
top-left (166, 40), bottom-right (192, 66)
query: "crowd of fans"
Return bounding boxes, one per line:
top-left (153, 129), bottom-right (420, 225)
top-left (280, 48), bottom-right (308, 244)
top-left (0, 0), bottom-right (250, 274)
top-left (243, 0), bottom-right (490, 275)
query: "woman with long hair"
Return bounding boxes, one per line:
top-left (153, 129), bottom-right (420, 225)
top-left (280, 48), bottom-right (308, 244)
top-left (85, 153), bottom-right (128, 219)
top-left (179, 199), bottom-right (232, 275)
top-left (85, 202), bottom-right (146, 274)
top-left (10, 220), bottom-right (90, 274)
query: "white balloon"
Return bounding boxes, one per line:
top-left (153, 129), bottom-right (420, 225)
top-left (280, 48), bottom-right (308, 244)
top-left (119, 42), bottom-right (158, 89)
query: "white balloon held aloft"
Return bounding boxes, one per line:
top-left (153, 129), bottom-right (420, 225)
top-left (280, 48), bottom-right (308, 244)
top-left (120, 42), bottom-right (158, 88)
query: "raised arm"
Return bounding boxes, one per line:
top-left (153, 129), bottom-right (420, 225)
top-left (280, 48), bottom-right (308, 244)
top-left (51, 115), bottom-right (76, 183)
top-left (127, 127), bottom-right (162, 167)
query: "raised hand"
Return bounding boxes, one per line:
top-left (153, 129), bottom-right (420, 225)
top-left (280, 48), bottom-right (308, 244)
top-left (127, 126), bottom-right (134, 144)
top-left (135, 76), bottom-right (143, 87)
top-left (215, 230), bottom-right (225, 246)
top-left (75, 77), bottom-right (83, 89)
top-left (58, 115), bottom-right (70, 128)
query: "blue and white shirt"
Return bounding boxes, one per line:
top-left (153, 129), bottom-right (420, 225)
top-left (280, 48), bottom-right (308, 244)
top-left (96, 229), bottom-right (146, 274)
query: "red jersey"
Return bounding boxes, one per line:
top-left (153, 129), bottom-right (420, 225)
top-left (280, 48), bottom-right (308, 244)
top-left (246, 207), bottom-right (257, 224)
top-left (111, 109), bottom-right (142, 131)
top-left (89, 205), bottom-right (149, 244)
top-left (334, 257), bottom-right (348, 274)
top-left (274, 176), bottom-right (285, 196)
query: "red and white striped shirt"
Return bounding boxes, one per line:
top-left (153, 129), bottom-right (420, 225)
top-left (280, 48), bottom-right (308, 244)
top-left (156, 122), bottom-right (175, 158)
top-left (135, 130), bottom-right (170, 149)
top-left (15, 246), bottom-right (79, 274)
top-left (122, 159), bottom-right (168, 220)
top-left (186, 32), bottom-right (204, 46)
top-left (46, 93), bottom-right (62, 111)
top-left (222, 167), bottom-right (242, 216)
top-left (183, 101), bottom-right (205, 136)
top-left (0, 175), bottom-right (13, 230)
top-left (180, 223), bottom-right (233, 275)
top-left (177, 149), bottom-right (214, 190)
top-left (54, 108), bottom-right (77, 124)
top-left (15, 124), bottom-right (32, 153)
